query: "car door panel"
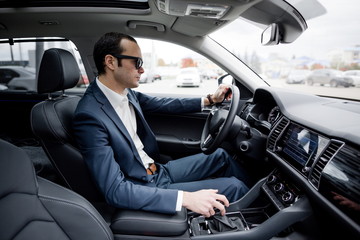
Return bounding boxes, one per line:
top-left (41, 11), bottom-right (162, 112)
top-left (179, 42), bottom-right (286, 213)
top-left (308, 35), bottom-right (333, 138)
top-left (144, 94), bottom-right (249, 161)
top-left (144, 111), bottom-right (208, 160)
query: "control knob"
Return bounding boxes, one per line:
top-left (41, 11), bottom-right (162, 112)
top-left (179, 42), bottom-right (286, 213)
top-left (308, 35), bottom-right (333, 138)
top-left (282, 191), bottom-right (295, 204)
top-left (273, 182), bottom-right (284, 193)
top-left (267, 174), bottom-right (277, 185)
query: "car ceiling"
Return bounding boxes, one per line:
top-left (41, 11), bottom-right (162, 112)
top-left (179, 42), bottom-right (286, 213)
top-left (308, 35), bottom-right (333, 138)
top-left (0, 0), bottom-right (307, 43)
top-left (0, 0), bottom-right (311, 87)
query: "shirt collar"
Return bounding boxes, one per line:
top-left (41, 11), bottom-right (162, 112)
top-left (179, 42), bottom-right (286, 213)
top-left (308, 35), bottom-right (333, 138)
top-left (96, 78), bottom-right (129, 108)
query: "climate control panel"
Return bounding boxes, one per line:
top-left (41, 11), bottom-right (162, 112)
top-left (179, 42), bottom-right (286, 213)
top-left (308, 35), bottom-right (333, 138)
top-left (262, 169), bottom-right (301, 210)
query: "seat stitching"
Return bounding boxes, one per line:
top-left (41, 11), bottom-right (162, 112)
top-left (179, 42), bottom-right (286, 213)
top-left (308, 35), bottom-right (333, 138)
top-left (39, 195), bottom-right (113, 240)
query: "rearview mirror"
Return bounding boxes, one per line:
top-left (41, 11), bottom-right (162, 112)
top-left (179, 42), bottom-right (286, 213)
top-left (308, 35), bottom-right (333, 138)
top-left (261, 23), bottom-right (280, 45)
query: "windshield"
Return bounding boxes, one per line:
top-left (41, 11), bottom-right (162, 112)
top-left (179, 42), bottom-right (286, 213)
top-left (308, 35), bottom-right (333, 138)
top-left (210, 0), bottom-right (360, 101)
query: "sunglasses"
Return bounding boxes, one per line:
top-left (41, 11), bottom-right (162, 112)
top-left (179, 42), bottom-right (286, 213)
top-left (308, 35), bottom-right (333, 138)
top-left (111, 54), bottom-right (143, 70)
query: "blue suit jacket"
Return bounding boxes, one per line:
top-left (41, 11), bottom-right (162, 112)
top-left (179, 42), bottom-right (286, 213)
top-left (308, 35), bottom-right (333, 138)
top-left (73, 81), bottom-right (201, 213)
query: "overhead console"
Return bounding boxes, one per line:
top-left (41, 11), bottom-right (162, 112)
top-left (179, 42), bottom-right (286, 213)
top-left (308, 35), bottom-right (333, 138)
top-left (153, 0), bottom-right (318, 41)
top-left (154, 0), bottom-right (231, 19)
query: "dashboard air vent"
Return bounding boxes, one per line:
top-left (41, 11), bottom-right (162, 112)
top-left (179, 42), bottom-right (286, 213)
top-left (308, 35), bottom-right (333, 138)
top-left (309, 140), bottom-right (343, 189)
top-left (267, 117), bottom-right (289, 151)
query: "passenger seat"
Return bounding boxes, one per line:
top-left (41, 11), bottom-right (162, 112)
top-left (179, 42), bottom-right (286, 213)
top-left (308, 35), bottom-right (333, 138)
top-left (0, 138), bottom-right (113, 240)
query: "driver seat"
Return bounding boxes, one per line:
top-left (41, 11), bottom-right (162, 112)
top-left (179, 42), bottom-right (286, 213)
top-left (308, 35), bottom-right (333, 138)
top-left (29, 48), bottom-right (189, 238)
top-left (30, 48), bottom-right (103, 202)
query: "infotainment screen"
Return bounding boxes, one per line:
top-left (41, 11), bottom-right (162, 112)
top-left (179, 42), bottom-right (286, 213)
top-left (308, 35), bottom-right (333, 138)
top-left (279, 123), bottom-right (329, 170)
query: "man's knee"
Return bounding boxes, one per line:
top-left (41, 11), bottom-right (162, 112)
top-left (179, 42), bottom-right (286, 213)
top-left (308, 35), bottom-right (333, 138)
top-left (228, 177), bottom-right (248, 190)
top-left (212, 148), bottom-right (232, 164)
top-left (214, 148), bottom-right (230, 158)
top-left (225, 177), bottom-right (249, 201)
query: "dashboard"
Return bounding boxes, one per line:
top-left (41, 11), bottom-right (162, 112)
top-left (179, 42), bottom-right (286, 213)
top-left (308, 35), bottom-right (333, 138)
top-left (238, 86), bottom-right (360, 237)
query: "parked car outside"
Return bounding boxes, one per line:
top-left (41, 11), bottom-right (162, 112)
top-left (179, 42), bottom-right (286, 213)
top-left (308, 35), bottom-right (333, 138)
top-left (0, 66), bottom-right (36, 91)
top-left (139, 69), bottom-right (162, 83)
top-left (152, 73), bottom-right (161, 81)
top-left (139, 71), bottom-right (152, 83)
top-left (176, 67), bottom-right (201, 87)
top-left (200, 69), bottom-right (219, 81)
top-left (306, 69), bottom-right (354, 87)
top-left (0, 84), bottom-right (7, 90)
top-left (286, 69), bottom-right (311, 84)
top-left (343, 70), bottom-right (360, 87)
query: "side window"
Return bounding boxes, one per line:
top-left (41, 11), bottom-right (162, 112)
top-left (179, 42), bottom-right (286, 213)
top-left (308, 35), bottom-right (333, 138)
top-left (0, 69), bottom-right (20, 83)
top-left (0, 38), bottom-right (88, 92)
top-left (136, 38), bottom-right (225, 96)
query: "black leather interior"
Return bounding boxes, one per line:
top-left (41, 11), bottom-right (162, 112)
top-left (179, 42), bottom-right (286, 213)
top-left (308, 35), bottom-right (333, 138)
top-left (111, 208), bottom-right (188, 236)
top-left (29, 48), bottom-right (190, 238)
top-left (37, 48), bottom-right (81, 94)
top-left (31, 48), bottom-right (104, 202)
top-left (0, 139), bottom-right (113, 240)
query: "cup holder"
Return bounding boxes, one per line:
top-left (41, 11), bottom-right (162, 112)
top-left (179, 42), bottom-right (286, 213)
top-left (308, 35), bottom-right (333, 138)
top-left (241, 207), bottom-right (271, 229)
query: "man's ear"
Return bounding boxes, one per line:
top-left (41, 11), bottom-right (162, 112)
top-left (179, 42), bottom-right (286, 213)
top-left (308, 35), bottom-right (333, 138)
top-left (104, 54), bottom-right (116, 71)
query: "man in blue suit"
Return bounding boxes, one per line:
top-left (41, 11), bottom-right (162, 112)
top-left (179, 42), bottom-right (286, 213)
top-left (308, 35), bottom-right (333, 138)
top-left (73, 32), bottom-right (249, 217)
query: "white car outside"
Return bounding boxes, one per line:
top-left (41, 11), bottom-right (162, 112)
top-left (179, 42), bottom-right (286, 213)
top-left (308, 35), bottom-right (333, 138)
top-left (286, 69), bottom-right (311, 84)
top-left (343, 70), bottom-right (360, 87)
top-left (176, 67), bottom-right (201, 87)
top-left (0, 66), bottom-right (36, 91)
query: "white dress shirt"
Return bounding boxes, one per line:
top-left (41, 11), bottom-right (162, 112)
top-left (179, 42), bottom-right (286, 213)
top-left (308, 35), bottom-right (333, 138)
top-left (96, 79), bottom-right (183, 211)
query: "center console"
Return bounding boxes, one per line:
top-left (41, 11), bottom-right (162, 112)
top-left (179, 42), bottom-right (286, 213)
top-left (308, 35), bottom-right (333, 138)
top-left (111, 169), bottom-right (313, 240)
top-left (187, 169), bottom-right (312, 239)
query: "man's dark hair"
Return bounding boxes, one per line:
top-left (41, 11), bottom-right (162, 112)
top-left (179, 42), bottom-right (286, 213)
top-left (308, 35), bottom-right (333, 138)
top-left (93, 32), bottom-right (137, 75)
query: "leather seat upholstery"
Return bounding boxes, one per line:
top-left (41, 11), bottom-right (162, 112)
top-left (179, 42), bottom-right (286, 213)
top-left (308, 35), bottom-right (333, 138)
top-left (29, 48), bottom-right (190, 238)
top-left (30, 48), bottom-right (103, 202)
top-left (0, 139), bottom-right (113, 240)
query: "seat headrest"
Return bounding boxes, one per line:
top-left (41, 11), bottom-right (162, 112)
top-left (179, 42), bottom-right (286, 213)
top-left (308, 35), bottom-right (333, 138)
top-left (0, 139), bottom-right (37, 198)
top-left (38, 48), bottom-right (80, 94)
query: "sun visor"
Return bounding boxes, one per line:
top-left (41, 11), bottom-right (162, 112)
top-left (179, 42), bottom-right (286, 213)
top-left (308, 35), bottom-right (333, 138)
top-left (171, 17), bottom-right (227, 37)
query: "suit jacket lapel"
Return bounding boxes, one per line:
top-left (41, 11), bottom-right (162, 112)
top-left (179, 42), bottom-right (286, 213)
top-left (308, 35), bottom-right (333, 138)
top-left (90, 82), bottom-right (160, 162)
top-left (90, 82), bottom-right (136, 151)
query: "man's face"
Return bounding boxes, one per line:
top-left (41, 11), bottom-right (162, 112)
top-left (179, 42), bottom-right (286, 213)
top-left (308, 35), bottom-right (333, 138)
top-left (113, 39), bottom-right (144, 89)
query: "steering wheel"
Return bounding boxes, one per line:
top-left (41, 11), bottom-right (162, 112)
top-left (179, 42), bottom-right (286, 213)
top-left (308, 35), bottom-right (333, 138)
top-left (201, 85), bottom-right (240, 154)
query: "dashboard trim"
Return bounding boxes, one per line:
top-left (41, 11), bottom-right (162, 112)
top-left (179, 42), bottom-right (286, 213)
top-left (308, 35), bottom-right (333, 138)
top-left (242, 86), bottom-right (360, 237)
top-left (267, 150), bottom-right (360, 235)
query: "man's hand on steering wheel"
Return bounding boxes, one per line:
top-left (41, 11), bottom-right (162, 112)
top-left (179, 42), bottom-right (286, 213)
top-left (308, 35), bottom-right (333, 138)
top-left (201, 83), bottom-right (240, 154)
top-left (205, 84), bottom-right (232, 106)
